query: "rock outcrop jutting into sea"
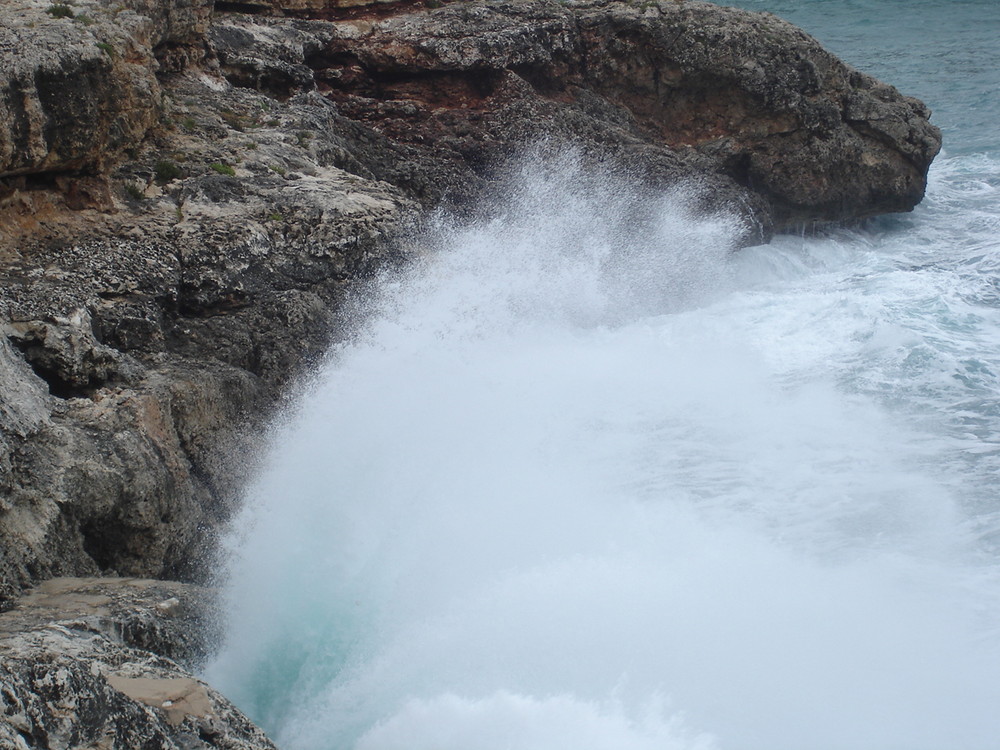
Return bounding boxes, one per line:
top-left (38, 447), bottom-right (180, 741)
top-left (1, 0), bottom-right (940, 745)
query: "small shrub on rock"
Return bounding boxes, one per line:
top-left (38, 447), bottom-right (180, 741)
top-left (46, 4), bottom-right (74, 18)
top-left (210, 162), bottom-right (236, 177)
top-left (154, 160), bottom-right (182, 184)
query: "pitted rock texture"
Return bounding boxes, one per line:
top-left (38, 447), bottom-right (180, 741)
top-left (0, 64), bottom-right (415, 605)
top-left (0, 577), bottom-right (276, 749)
top-left (0, 0), bottom-right (212, 181)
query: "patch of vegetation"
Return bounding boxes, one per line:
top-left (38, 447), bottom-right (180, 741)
top-left (75, 14), bottom-right (94, 25)
top-left (124, 183), bottom-right (145, 200)
top-left (181, 117), bottom-right (197, 132)
top-left (220, 109), bottom-right (247, 132)
top-left (209, 162), bottom-right (236, 177)
top-left (154, 159), bottom-right (182, 184)
top-left (296, 131), bottom-right (313, 148)
top-left (267, 212), bottom-right (284, 222)
top-left (266, 119), bottom-right (280, 127)
top-left (269, 164), bottom-right (287, 177)
top-left (46, 4), bottom-right (74, 19)
top-left (95, 41), bottom-right (115, 57)
top-left (245, 141), bottom-right (258, 150)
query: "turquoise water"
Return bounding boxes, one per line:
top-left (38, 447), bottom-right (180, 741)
top-left (207, 3), bottom-right (1000, 749)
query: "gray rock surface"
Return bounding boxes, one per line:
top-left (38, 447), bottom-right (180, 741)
top-left (0, 67), bottom-right (415, 604)
top-left (0, 577), bottom-right (276, 749)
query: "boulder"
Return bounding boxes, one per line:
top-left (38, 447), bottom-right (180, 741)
top-left (575, 1), bottom-right (942, 225)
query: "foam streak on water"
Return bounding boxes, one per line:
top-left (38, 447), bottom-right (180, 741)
top-left (206, 142), bottom-right (1000, 750)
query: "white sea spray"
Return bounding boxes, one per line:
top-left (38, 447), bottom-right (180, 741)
top-left (206, 139), bottom-right (1000, 750)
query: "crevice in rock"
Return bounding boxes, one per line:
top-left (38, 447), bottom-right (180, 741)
top-left (176, 291), bottom-right (252, 318)
top-left (0, 170), bottom-right (113, 212)
top-left (79, 518), bottom-right (124, 573)
top-left (320, 66), bottom-right (505, 111)
top-left (215, 0), bottom-right (438, 22)
top-left (6, 338), bottom-right (105, 400)
top-left (284, 0), bottom-right (442, 22)
top-left (509, 64), bottom-right (570, 99)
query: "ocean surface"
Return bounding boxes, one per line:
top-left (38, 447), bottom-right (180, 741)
top-left (205, 2), bottom-right (1000, 748)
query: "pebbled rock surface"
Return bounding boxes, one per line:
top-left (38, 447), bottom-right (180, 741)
top-left (0, 577), bottom-right (276, 749)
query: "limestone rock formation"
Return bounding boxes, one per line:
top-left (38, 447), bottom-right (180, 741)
top-left (0, 577), bottom-right (275, 749)
top-left (0, 1), bottom-right (415, 607)
top-left (0, 0), bottom-right (211, 182)
top-left (210, 0), bottom-right (940, 229)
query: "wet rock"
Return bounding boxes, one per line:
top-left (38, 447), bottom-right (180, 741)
top-left (0, 577), bottom-right (276, 749)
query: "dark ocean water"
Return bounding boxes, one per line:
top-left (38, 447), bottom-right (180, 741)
top-left (206, 3), bottom-right (1000, 749)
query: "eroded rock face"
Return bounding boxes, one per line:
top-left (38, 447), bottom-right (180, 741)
top-left (576, 1), bottom-right (942, 224)
top-left (211, 0), bottom-right (940, 229)
top-left (0, 2), bottom-right (415, 604)
top-left (212, 6), bottom-right (774, 233)
top-left (0, 71), bottom-right (415, 604)
top-left (0, 0), bottom-right (213, 181)
top-left (0, 577), bottom-right (276, 749)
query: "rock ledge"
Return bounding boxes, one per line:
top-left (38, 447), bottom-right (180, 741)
top-left (0, 577), bottom-right (276, 749)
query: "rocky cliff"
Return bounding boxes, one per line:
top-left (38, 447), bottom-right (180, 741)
top-left (1, 0), bottom-right (939, 745)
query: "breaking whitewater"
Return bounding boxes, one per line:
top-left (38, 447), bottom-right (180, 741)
top-left (205, 2), bottom-right (1000, 749)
